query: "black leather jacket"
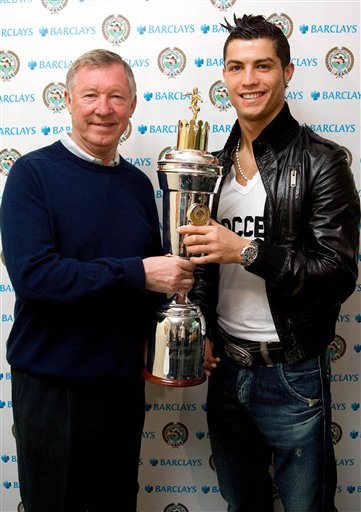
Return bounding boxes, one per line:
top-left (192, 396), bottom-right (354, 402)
top-left (191, 103), bottom-right (360, 363)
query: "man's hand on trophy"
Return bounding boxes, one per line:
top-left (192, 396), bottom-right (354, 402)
top-left (143, 256), bottom-right (196, 293)
top-left (178, 219), bottom-right (244, 265)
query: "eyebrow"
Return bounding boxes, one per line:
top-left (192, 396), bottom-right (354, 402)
top-left (225, 57), bottom-right (277, 66)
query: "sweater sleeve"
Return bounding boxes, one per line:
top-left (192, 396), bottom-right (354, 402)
top-left (0, 154), bottom-right (151, 305)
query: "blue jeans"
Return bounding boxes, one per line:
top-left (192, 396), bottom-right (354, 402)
top-left (207, 346), bottom-right (336, 512)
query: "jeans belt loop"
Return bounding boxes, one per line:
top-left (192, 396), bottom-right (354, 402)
top-left (259, 342), bottom-right (274, 367)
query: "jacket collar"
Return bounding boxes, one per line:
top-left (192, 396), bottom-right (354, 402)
top-left (220, 102), bottom-right (300, 163)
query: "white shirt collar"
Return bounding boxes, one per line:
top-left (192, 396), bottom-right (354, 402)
top-left (61, 132), bottom-right (120, 167)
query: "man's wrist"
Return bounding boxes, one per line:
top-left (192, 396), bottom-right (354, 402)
top-left (240, 240), bottom-right (258, 267)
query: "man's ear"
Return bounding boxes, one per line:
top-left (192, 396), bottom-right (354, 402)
top-left (64, 90), bottom-right (72, 113)
top-left (129, 94), bottom-right (137, 118)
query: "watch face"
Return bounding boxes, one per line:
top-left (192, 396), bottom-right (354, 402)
top-left (242, 243), bottom-right (258, 266)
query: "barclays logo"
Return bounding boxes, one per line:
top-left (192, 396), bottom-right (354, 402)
top-left (142, 431), bottom-right (156, 439)
top-left (309, 123), bottom-right (356, 133)
top-left (143, 91), bottom-right (188, 101)
top-left (39, 26), bottom-right (96, 37)
top-left (153, 403), bottom-right (196, 411)
top-left (311, 90), bottom-right (361, 100)
top-left (201, 25), bottom-right (210, 34)
top-left (336, 459), bottom-right (355, 466)
top-left (125, 157), bottom-right (151, 167)
top-left (331, 373), bottom-right (359, 382)
top-left (145, 485), bottom-right (197, 493)
top-left (331, 402), bottom-right (346, 410)
top-left (1, 454), bottom-right (16, 463)
top-left (0, 126), bottom-right (36, 136)
top-left (2, 314), bottom-right (14, 322)
top-left (202, 485), bottom-right (221, 494)
top-left (137, 24), bottom-right (195, 35)
top-left (300, 24), bottom-right (358, 34)
top-left (137, 124), bottom-right (178, 135)
top-left (124, 58), bottom-right (150, 68)
top-left (28, 60), bottom-right (73, 70)
top-left (200, 24), bottom-right (228, 34)
top-left (291, 57), bottom-right (318, 67)
top-left (163, 459), bottom-right (202, 467)
top-left (0, 284), bottom-right (14, 292)
top-left (1, 27), bottom-right (33, 37)
top-left (212, 124), bottom-right (232, 133)
top-left (194, 57), bottom-right (224, 68)
top-left (0, 93), bottom-right (35, 103)
top-left (41, 126), bottom-right (71, 136)
top-left (285, 91), bottom-right (304, 100)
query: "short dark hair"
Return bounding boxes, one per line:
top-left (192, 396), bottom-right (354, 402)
top-left (222, 14), bottom-right (291, 69)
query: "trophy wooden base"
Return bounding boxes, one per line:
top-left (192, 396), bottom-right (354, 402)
top-left (142, 368), bottom-right (206, 387)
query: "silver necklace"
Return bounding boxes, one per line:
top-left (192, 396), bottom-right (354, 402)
top-left (235, 138), bottom-right (249, 181)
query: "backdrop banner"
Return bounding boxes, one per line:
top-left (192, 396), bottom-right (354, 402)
top-left (1, 1), bottom-right (360, 511)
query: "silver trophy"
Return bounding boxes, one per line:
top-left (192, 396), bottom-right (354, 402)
top-left (143, 88), bottom-right (222, 386)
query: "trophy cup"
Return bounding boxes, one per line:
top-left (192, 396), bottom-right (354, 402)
top-left (143, 87), bottom-right (222, 386)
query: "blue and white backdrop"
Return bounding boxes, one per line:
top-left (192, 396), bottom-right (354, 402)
top-left (0, 1), bottom-right (360, 511)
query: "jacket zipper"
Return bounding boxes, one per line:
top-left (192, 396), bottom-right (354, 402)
top-left (290, 168), bottom-right (297, 187)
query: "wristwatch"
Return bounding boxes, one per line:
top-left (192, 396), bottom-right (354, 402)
top-left (240, 240), bottom-right (258, 267)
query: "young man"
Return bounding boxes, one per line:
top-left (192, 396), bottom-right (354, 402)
top-left (178, 15), bottom-right (360, 512)
top-left (0, 49), bottom-right (195, 512)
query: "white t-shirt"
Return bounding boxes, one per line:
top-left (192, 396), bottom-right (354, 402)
top-left (216, 166), bottom-right (280, 342)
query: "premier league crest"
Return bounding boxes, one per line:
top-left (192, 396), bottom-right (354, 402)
top-left (328, 335), bottom-right (346, 362)
top-left (118, 121), bottom-right (132, 146)
top-left (267, 13), bottom-right (293, 38)
top-left (325, 47), bottom-right (354, 78)
top-left (41, 0), bottom-right (68, 14)
top-left (163, 505), bottom-right (189, 512)
top-left (0, 149), bottom-right (21, 176)
top-left (210, 0), bottom-right (236, 11)
top-left (162, 422), bottom-right (189, 448)
top-left (157, 47), bottom-right (186, 79)
top-left (0, 51), bottom-right (20, 82)
top-left (331, 421), bottom-right (343, 445)
top-left (43, 82), bottom-right (66, 113)
top-left (209, 80), bottom-right (232, 111)
top-left (102, 15), bottom-right (131, 46)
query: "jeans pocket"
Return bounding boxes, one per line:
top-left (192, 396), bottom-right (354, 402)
top-left (278, 355), bottom-right (323, 407)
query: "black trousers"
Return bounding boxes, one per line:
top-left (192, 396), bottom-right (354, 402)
top-left (11, 368), bottom-right (145, 512)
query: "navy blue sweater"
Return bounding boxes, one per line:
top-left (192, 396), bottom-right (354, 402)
top-left (1, 141), bottom-right (163, 379)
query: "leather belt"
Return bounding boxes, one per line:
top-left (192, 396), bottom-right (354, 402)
top-left (217, 326), bottom-right (286, 368)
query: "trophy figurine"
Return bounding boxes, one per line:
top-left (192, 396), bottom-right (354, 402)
top-left (143, 88), bottom-right (222, 386)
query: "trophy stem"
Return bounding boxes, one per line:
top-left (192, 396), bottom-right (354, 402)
top-left (175, 291), bottom-right (187, 305)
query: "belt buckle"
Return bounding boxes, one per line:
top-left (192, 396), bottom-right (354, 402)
top-left (224, 341), bottom-right (254, 367)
